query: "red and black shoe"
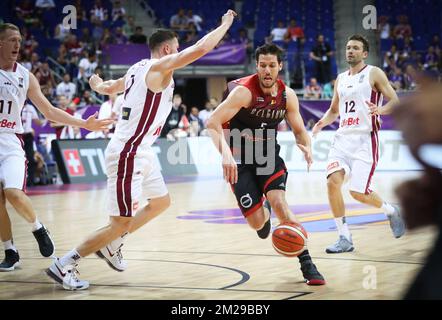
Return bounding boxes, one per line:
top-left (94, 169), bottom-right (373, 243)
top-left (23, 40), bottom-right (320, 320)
top-left (300, 260), bottom-right (326, 286)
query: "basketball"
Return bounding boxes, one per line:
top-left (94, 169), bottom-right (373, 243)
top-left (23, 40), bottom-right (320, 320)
top-left (272, 222), bottom-right (308, 257)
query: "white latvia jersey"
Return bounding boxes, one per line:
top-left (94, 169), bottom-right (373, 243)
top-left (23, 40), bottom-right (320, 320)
top-left (336, 64), bottom-right (382, 135)
top-left (0, 62), bottom-right (30, 134)
top-left (114, 59), bottom-right (174, 146)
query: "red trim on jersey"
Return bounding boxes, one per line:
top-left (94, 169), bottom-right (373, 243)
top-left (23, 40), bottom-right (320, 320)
top-left (375, 91), bottom-right (382, 130)
top-left (12, 62), bottom-right (17, 72)
top-left (365, 90), bottom-right (380, 194)
top-left (348, 64), bottom-right (368, 76)
top-left (263, 169), bottom-right (285, 193)
top-left (22, 159), bottom-right (28, 192)
top-left (365, 131), bottom-right (379, 194)
top-left (229, 74), bottom-right (286, 108)
top-left (243, 196), bottom-right (265, 217)
top-left (15, 133), bottom-right (24, 149)
top-left (370, 90), bottom-right (381, 132)
top-left (116, 90), bottom-right (162, 217)
top-left (15, 134), bottom-right (27, 191)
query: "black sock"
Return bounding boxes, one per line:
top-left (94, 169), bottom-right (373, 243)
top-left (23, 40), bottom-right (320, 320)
top-left (298, 250), bottom-right (311, 263)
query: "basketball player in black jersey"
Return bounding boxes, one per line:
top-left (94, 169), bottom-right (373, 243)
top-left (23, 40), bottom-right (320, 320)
top-left (207, 44), bottom-right (325, 285)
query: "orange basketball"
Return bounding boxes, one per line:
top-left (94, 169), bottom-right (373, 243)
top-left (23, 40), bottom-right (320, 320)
top-left (272, 222), bottom-right (308, 257)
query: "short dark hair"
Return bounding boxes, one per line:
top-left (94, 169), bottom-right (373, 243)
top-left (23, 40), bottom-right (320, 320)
top-left (348, 34), bottom-right (369, 52)
top-left (0, 23), bottom-right (20, 38)
top-left (148, 29), bottom-right (177, 51)
top-left (255, 44), bottom-right (284, 63)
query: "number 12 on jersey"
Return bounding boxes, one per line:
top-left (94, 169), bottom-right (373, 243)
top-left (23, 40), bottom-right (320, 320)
top-left (345, 100), bottom-right (356, 113)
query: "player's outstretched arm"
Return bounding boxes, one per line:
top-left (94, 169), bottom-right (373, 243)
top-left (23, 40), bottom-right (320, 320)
top-left (150, 10), bottom-right (237, 73)
top-left (365, 67), bottom-right (400, 116)
top-left (285, 88), bottom-right (313, 171)
top-left (206, 85), bottom-right (251, 184)
top-left (27, 73), bottom-right (114, 131)
top-left (312, 77), bottom-right (340, 136)
top-left (89, 74), bottom-right (125, 95)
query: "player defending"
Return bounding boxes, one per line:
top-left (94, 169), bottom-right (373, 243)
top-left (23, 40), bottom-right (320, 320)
top-left (46, 10), bottom-right (237, 290)
top-left (207, 44), bottom-right (325, 285)
top-left (312, 35), bottom-right (405, 253)
top-left (0, 23), bottom-right (113, 271)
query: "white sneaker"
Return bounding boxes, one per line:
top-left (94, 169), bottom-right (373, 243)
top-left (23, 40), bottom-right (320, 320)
top-left (46, 259), bottom-right (89, 291)
top-left (96, 244), bottom-right (127, 272)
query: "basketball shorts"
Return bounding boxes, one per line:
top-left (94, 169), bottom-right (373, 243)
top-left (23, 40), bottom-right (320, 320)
top-left (232, 154), bottom-right (288, 217)
top-left (105, 138), bottom-right (168, 217)
top-left (326, 132), bottom-right (379, 194)
top-left (0, 133), bottom-right (27, 191)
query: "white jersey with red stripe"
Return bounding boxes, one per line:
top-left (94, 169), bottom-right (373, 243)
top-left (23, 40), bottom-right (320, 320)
top-left (336, 64), bottom-right (381, 135)
top-left (0, 62), bottom-right (30, 134)
top-left (113, 59), bottom-right (174, 147)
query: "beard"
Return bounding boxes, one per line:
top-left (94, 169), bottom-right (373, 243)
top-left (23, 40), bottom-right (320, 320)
top-left (347, 57), bottom-right (362, 66)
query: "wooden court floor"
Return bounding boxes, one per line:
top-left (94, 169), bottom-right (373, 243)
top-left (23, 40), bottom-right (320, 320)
top-left (0, 171), bottom-right (435, 300)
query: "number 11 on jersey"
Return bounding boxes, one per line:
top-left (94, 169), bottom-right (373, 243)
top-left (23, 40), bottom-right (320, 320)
top-left (0, 100), bottom-right (12, 114)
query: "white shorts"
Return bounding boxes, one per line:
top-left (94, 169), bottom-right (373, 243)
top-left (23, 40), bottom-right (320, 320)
top-left (326, 132), bottom-right (379, 194)
top-left (0, 133), bottom-right (27, 191)
top-left (105, 138), bottom-right (168, 217)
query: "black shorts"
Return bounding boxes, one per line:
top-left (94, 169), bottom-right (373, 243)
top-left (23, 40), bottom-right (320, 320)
top-left (232, 155), bottom-right (288, 217)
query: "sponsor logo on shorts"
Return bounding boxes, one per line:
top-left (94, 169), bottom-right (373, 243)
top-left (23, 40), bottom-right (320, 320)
top-left (327, 161), bottom-right (339, 171)
top-left (240, 193), bottom-right (253, 209)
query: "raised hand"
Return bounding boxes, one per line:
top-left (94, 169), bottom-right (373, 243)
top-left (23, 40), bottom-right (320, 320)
top-left (89, 74), bottom-right (103, 92)
top-left (221, 9), bottom-right (237, 27)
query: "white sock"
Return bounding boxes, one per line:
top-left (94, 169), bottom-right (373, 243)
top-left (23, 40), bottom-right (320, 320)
top-left (59, 249), bottom-right (82, 267)
top-left (109, 232), bottom-right (129, 252)
top-left (3, 240), bottom-right (17, 253)
top-left (335, 217), bottom-right (351, 241)
top-left (382, 202), bottom-right (395, 216)
top-left (31, 219), bottom-right (43, 232)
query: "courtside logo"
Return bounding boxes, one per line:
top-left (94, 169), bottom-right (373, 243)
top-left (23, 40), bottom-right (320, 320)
top-left (63, 149), bottom-right (85, 176)
top-left (177, 203), bottom-right (390, 232)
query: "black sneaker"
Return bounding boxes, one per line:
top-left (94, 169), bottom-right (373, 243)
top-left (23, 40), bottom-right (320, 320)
top-left (32, 225), bottom-right (55, 257)
top-left (257, 200), bottom-right (272, 239)
top-left (0, 249), bottom-right (20, 272)
top-left (300, 260), bottom-right (326, 286)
